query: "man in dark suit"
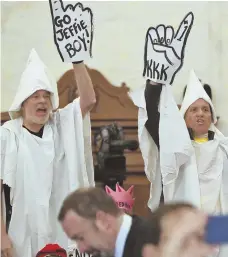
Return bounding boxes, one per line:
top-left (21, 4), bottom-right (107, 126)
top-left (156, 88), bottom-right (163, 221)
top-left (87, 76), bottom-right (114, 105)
top-left (58, 187), bottom-right (159, 257)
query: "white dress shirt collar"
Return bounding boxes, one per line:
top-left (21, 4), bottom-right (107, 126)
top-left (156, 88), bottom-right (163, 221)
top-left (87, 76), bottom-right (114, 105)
top-left (114, 214), bottom-right (132, 257)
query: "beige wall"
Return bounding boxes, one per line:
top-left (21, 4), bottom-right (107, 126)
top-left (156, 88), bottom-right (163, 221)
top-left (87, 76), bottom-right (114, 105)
top-left (1, 1), bottom-right (228, 133)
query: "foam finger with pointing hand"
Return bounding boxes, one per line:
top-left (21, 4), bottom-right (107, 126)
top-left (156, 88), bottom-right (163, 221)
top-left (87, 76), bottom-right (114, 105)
top-left (173, 12), bottom-right (194, 59)
top-left (143, 12), bottom-right (194, 85)
top-left (49, 0), bottom-right (94, 63)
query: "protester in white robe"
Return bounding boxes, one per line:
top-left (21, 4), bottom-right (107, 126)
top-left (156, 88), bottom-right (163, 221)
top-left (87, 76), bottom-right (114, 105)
top-left (130, 70), bottom-right (228, 257)
top-left (130, 70), bottom-right (228, 213)
top-left (130, 10), bottom-right (228, 255)
top-left (0, 48), bottom-right (95, 257)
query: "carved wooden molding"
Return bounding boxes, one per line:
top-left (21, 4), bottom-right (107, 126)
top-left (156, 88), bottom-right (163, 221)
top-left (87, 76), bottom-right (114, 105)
top-left (1, 66), bottom-right (144, 174)
top-left (57, 66), bottom-right (138, 121)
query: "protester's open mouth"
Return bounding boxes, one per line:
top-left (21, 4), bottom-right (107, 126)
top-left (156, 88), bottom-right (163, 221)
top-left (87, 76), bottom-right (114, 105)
top-left (196, 119), bottom-right (204, 125)
top-left (36, 108), bottom-right (47, 116)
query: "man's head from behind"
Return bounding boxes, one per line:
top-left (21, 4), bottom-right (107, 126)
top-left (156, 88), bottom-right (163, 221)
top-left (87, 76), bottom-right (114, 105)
top-left (148, 202), bottom-right (195, 246)
top-left (143, 202), bottom-right (213, 257)
top-left (58, 187), bottom-right (123, 255)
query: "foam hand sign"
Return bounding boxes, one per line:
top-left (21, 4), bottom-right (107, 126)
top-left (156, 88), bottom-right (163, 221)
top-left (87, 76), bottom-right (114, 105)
top-left (143, 12), bottom-right (194, 85)
top-left (49, 0), bottom-right (94, 63)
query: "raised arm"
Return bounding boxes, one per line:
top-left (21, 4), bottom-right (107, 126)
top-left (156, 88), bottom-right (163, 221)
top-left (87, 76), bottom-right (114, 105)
top-left (145, 80), bottom-right (162, 150)
top-left (73, 63), bottom-right (96, 117)
top-left (143, 13), bottom-right (194, 149)
top-left (48, 0), bottom-right (96, 117)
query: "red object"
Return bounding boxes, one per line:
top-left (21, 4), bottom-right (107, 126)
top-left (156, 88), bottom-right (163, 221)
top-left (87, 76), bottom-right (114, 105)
top-left (36, 244), bottom-right (67, 257)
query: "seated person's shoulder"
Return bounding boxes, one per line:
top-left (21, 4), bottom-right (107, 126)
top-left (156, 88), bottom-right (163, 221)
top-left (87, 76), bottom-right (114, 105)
top-left (131, 215), bottom-right (160, 244)
top-left (131, 215), bottom-right (154, 231)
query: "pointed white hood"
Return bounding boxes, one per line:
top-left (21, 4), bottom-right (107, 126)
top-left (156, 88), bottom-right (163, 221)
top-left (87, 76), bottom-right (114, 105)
top-left (9, 49), bottom-right (59, 119)
top-left (180, 70), bottom-right (217, 124)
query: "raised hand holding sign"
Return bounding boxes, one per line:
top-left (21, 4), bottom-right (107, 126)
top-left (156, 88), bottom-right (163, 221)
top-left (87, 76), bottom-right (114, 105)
top-left (143, 12), bottom-right (194, 85)
top-left (49, 0), bottom-right (93, 63)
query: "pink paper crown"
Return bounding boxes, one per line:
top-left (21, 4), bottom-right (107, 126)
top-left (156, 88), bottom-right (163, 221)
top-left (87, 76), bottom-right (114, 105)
top-left (105, 183), bottom-right (134, 211)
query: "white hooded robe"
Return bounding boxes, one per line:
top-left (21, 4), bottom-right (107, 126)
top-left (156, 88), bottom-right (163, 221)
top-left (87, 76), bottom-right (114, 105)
top-left (130, 69), bottom-right (228, 256)
top-left (0, 49), bottom-right (94, 257)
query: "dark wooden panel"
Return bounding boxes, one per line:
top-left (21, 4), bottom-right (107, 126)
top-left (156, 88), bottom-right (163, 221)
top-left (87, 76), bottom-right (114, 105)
top-left (124, 176), bottom-right (151, 217)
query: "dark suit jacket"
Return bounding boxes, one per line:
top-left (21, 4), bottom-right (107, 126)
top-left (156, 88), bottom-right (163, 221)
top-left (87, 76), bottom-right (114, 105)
top-left (122, 215), bottom-right (159, 257)
top-left (93, 215), bottom-right (158, 257)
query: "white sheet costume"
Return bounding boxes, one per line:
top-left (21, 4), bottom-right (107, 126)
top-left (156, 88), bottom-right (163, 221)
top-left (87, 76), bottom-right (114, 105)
top-left (130, 69), bottom-right (228, 256)
top-left (130, 70), bottom-right (228, 212)
top-left (0, 49), bottom-right (94, 257)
